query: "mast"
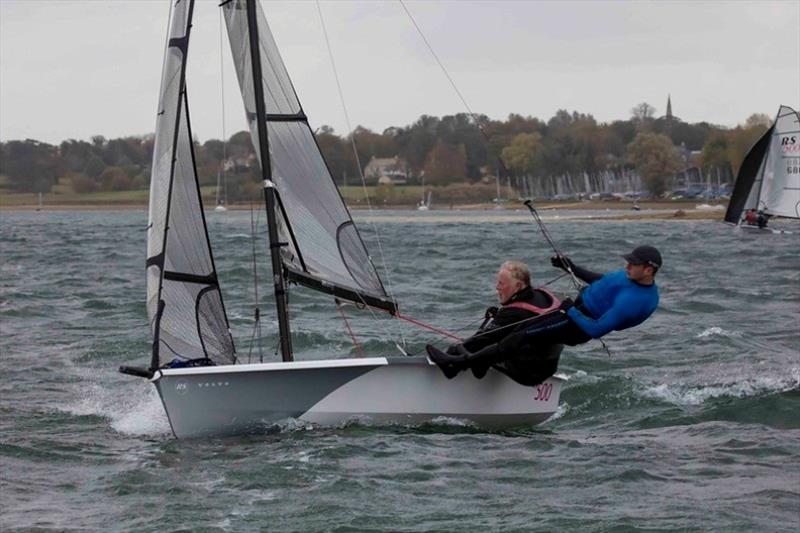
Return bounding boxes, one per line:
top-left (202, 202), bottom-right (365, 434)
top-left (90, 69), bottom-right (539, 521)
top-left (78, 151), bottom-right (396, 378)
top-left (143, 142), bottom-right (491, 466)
top-left (215, 169), bottom-right (222, 206)
top-left (245, 0), bottom-right (293, 362)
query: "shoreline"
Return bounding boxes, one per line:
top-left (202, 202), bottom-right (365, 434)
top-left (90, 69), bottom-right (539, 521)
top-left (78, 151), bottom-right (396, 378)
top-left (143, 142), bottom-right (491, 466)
top-left (1, 201), bottom-right (727, 220)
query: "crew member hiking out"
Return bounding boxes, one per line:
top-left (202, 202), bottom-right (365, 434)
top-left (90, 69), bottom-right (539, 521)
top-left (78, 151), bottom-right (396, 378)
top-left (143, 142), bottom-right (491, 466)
top-left (426, 245), bottom-right (662, 379)
top-left (431, 260), bottom-right (563, 386)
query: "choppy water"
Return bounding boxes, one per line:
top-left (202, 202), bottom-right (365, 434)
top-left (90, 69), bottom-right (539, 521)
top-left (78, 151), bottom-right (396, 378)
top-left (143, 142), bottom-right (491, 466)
top-left (1, 209), bottom-right (798, 532)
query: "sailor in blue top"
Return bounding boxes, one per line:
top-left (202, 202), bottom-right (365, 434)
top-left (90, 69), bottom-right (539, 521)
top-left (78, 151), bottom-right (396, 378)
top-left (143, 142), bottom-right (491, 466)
top-left (426, 245), bottom-right (661, 381)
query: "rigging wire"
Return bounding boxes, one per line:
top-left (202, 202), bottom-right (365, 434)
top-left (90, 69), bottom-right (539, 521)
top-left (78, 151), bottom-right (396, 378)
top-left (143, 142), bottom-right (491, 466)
top-left (391, 271), bottom-right (572, 352)
top-left (398, 0), bottom-right (482, 129)
top-left (315, 0), bottom-right (407, 353)
top-left (336, 299), bottom-right (364, 357)
top-left (400, 1), bottom-right (613, 358)
top-left (218, 7), bottom-right (228, 207)
top-left (523, 200), bottom-right (583, 292)
top-left (395, 313), bottom-right (463, 342)
top-left (246, 201), bottom-right (265, 363)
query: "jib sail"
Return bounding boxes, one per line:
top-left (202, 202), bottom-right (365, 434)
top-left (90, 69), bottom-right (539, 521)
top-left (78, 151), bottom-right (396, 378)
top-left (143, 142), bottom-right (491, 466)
top-left (146, 0), bottom-right (235, 368)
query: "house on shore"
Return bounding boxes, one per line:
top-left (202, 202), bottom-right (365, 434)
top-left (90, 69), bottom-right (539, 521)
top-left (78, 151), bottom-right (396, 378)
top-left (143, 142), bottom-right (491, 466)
top-left (364, 155), bottom-right (408, 185)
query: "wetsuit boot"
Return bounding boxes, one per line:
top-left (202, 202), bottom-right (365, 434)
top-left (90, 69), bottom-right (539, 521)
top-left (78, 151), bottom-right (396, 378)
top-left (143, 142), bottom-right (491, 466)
top-left (426, 343), bottom-right (504, 378)
top-left (425, 345), bottom-right (465, 379)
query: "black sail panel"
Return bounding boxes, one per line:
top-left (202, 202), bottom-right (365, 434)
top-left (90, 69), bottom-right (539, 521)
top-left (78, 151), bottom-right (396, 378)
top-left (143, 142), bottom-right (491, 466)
top-left (223, 0), bottom-right (395, 313)
top-left (724, 124), bottom-right (774, 224)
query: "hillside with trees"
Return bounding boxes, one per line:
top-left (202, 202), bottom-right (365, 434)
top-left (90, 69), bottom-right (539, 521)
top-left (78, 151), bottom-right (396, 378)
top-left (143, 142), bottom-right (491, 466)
top-left (0, 102), bottom-right (771, 204)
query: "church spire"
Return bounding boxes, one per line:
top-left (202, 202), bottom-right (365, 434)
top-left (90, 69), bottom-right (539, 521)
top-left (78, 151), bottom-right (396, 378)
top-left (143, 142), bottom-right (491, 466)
top-left (666, 94), bottom-right (673, 121)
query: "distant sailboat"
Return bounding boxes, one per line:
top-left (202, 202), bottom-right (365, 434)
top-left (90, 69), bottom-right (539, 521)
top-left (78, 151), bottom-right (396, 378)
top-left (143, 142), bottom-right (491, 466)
top-left (724, 105), bottom-right (800, 233)
top-left (119, 0), bottom-right (564, 438)
top-left (417, 190), bottom-right (432, 211)
top-left (214, 167), bottom-right (228, 212)
top-left (493, 174), bottom-right (506, 209)
top-left (696, 167), bottom-right (723, 211)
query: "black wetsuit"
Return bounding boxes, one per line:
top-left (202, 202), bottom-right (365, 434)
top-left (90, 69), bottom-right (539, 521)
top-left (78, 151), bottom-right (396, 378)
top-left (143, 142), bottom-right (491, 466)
top-left (428, 260), bottom-right (660, 377)
top-left (461, 286), bottom-right (554, 351)
top-left (447, 286), bottom-right (564, 386)
top-left (479, 265), bottom-right (601, 358)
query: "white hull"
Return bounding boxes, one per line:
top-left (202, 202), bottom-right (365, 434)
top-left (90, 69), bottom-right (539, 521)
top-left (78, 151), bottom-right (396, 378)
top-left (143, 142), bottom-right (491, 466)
top-left (153, 356), bottom-right (565, 438)
top-left (739, 224), bottom-right (793, 235)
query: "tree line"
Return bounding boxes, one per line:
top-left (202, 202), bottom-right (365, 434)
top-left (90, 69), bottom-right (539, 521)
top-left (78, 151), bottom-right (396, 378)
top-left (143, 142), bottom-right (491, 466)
top-left (0, 103), bottom-right (770, 199)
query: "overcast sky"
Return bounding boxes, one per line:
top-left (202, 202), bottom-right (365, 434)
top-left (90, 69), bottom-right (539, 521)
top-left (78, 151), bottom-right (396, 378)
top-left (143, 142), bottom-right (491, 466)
top-left (1, 0), bottom-right (798, 145)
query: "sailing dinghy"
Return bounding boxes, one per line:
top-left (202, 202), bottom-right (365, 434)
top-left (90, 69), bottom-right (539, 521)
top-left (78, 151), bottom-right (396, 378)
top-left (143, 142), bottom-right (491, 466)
top-left (120, 0), bottom-right (564, 439)
top-left (724, 105), bottom-right (800, 233)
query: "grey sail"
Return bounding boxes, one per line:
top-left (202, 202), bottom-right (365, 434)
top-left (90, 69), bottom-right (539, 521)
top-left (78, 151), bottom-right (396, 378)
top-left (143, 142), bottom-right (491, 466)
top-left (222, 0), bottom-right (396, 313)
top-left (758, 105), bottom-right (800, 219)
top-left (146, 0), bottom-right (235, 368)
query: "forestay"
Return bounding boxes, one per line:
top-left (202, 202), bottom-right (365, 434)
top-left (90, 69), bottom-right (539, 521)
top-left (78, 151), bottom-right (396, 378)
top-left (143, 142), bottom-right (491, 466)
top-left (222, 0), bottom-right (396, 313)
top-left (147, 0), bottom-right (235, 367)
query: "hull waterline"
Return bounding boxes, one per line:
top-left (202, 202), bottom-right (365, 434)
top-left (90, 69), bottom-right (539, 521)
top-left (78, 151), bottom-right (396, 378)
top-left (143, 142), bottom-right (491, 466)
top-left (152, 356), bottom-right (565, 438)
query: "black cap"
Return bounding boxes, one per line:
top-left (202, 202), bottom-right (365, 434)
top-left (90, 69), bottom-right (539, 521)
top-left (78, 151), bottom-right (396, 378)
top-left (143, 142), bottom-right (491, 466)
top-left (623, 245), bottom-right (662, 269)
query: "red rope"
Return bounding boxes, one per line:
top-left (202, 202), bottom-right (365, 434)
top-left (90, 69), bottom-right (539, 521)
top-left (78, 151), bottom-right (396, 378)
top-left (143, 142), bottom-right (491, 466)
top-left (336, 300), bottom-right (364, 357)
top-left (396, 312), bottom-right (463, 342)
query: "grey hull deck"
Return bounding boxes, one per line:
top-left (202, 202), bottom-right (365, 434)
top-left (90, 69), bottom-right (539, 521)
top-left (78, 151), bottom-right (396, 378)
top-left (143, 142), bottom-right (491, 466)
top-left (154, 356), bottom-right (565, 438)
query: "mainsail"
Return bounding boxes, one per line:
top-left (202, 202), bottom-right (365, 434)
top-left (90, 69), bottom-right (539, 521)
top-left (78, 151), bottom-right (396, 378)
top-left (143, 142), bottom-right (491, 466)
top-left (146, 0), bottom-right (235, 368)
top-left (222, 0), bottom-right (396, 313)
top-left (725, 105), bottom-right (800, 224)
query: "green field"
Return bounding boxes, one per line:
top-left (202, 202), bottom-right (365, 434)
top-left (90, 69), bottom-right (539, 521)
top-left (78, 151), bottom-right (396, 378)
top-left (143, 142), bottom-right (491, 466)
top-left (0, 186), bottom-right (216, 208)
top-left (0, 185), bottom-right (433, 208)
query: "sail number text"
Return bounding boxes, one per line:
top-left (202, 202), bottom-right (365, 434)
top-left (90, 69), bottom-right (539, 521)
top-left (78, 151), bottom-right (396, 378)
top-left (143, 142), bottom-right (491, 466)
top-left (534, 383), bottom-right (554, 401)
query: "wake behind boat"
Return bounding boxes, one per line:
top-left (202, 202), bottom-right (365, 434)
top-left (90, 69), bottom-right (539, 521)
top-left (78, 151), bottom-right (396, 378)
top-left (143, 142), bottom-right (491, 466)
top-left (120, 0), bottom-right (564, 439)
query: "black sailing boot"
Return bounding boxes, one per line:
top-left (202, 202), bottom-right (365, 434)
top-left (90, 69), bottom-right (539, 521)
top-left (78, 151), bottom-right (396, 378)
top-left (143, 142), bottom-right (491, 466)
top-left (426, 343), bottom-right (503, 379)
top-left (425, 344), bottom-right (466, 379)
top-left (471, 363), bottom-right (490, 379)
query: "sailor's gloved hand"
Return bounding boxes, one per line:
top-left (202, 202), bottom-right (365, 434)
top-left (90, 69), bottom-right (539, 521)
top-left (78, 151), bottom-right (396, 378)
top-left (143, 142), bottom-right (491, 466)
top-left (484, 306), bottom-right (499, 319)
top-left (558, 297), bottom-right (575, 312)
top-left (550, 255), bottom-right (574, 271)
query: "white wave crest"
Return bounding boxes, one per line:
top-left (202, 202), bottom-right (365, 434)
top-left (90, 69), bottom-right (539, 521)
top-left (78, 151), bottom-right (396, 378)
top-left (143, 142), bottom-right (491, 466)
top-left (563, 369), bottom-right (601, 383)
top-left (544, 402), bottom-right (569, 422)
top-left (111, 387), bottom-right (172, 436)
top-left (697, 326), bottom-right (740, 339)
top-left (642, 367), bottom-right (800, 406)
top-left (428, 416), bottom-right (478, 428)
top-left (59, 381), bottom-right (171, 436)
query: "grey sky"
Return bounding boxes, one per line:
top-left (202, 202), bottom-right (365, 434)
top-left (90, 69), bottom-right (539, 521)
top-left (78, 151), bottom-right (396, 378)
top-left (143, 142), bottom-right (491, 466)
top-left (1, 0), bottom-right (798, 145)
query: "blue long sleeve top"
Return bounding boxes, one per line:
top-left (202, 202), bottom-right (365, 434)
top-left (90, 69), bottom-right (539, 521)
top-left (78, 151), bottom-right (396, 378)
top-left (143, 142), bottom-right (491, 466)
top-left (566, 270), bottom-right (659, 338)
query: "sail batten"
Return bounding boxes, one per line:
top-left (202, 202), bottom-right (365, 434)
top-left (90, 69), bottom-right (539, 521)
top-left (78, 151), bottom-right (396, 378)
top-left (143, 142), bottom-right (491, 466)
top-left (223, 0), bottom-right (395, 310)
top-left (147, 0), bottom-right (235, 368)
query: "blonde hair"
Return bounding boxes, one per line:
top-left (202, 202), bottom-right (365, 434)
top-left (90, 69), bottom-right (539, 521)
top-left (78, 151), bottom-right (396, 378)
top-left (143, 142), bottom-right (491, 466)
top-left (500, 260), bottom-right (531, 287)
